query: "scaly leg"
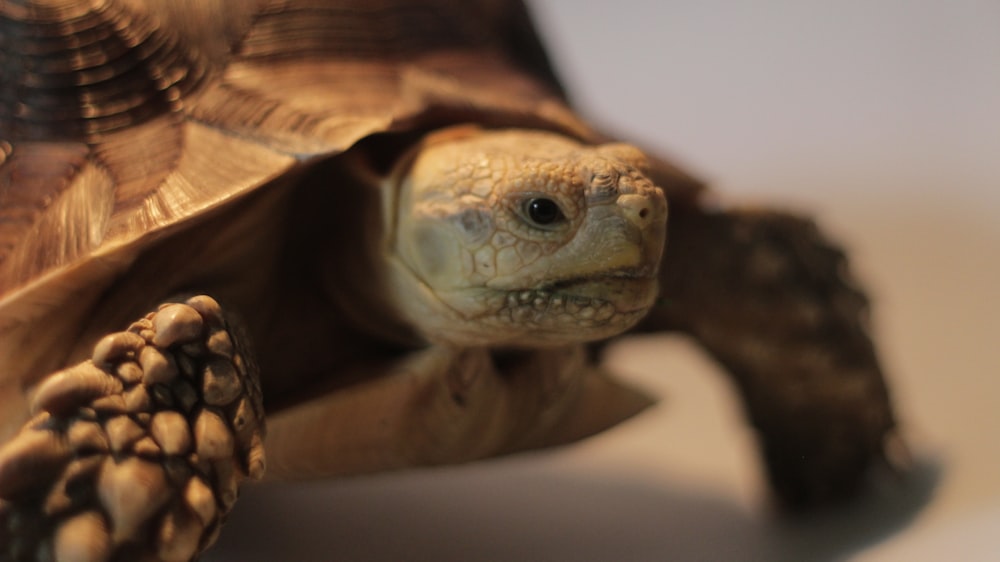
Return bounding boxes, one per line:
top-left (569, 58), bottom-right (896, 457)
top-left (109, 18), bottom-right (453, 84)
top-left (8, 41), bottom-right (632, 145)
top-left (637, 203), bottom-right (902, 507)
top-left (0, 296), bottom-right (265, 561)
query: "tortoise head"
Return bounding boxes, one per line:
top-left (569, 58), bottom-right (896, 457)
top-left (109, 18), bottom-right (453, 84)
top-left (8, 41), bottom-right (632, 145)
top-left (382, 127), bottom-right (667, 347)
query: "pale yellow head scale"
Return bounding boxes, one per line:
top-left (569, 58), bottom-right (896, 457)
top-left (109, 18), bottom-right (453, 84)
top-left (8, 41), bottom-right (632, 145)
top-left (384, 127), bottom-right (667, 346)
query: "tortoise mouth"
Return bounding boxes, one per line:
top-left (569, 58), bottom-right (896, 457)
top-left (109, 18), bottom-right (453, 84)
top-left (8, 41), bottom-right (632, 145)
top-left (499, 271), bottom-right (659, 338)
top-left (540, 265), bottom-right (658, 292)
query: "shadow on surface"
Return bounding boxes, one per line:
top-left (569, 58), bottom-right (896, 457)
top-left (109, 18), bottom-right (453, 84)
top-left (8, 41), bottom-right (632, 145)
top-left (207, 453), bottom-right (938, 562)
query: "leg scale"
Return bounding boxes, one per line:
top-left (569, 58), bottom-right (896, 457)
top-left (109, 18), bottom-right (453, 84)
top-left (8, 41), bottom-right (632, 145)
top-left (0, 296), bottom-right (265, 562)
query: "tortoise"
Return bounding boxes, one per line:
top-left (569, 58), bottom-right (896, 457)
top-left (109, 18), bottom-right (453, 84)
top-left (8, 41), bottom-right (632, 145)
top-left (0, 0), bottom-right (901, 560)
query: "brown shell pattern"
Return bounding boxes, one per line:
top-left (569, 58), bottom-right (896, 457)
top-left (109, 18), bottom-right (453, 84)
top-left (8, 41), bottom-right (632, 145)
top-left (0, 0), bottom-right (589, 308)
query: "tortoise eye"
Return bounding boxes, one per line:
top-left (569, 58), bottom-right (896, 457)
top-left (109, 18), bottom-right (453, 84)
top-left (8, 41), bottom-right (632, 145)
top-left (524, 197), bottom-right (565, 227)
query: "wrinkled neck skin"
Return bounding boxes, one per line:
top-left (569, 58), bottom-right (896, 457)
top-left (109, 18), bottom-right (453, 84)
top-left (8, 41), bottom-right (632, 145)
top-left (375, 126), bottom-right (668, 348)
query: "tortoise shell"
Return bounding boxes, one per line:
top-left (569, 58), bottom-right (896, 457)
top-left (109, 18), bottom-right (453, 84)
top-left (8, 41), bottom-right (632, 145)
top-left (2, 0), bottom-right (588, 301)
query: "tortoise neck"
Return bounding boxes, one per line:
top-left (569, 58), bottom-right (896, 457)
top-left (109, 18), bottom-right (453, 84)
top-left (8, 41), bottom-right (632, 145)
top-left (293, 152), bottom-right (425, 350)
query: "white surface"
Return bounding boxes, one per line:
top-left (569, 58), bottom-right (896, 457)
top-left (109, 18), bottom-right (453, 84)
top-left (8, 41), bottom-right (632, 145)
top-left (210, 2), bottom-right (1000, 560)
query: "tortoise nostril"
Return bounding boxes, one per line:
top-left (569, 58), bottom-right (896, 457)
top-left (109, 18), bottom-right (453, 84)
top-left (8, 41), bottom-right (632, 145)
top-left (618, 194), bottom-right (660, 227)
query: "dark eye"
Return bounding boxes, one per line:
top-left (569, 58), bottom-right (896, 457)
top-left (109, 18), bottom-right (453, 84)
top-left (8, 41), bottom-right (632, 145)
top-left (524, 198), bottom-right (565, 227)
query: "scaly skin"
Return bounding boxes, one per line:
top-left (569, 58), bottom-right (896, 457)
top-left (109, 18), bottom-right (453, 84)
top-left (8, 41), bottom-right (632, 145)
top-left (636, 202), bottom-right (901, 507)
top-left (382, 127), bottom-right (668, 346)
top-left (0, 297), bottom-right (265, 561)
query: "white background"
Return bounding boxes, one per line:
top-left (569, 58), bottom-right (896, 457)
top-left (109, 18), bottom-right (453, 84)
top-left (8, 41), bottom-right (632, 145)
top-left (211, 1), bottom-right (1000, 560)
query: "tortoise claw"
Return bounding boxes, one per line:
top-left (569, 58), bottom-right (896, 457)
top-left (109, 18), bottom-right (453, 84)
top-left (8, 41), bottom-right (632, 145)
top-left (0, 296), bottom-right (265, 562)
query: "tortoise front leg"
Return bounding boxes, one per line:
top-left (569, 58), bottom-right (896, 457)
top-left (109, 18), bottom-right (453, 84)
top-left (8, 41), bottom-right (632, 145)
top-left (637, 202), bottom-right (901, 507)
top-left (0, 296), bottom-right (264, 561)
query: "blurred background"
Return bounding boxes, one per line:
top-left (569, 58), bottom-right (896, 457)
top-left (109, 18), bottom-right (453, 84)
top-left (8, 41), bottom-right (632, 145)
top-left (211, 1), bottom-right (1000, 560)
